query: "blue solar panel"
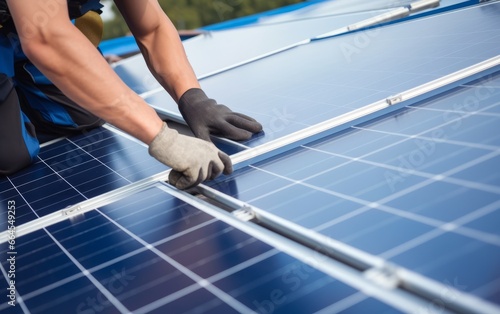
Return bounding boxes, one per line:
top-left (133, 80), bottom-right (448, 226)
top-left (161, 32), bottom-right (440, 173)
top-left (2, 2), bottom-right (500, 313)
top-left (0, 127), bottom-right (167, 227)
top-left (114, 8), bottom-right (397, 95)
top-left (206, 69), bottom-right (500, 305)
top-left (0, 186), bottom-right (400, 313)
top-left (145, 2), bottom-right (500, 148)
top-left (113, 0), bottom-right (475, 96)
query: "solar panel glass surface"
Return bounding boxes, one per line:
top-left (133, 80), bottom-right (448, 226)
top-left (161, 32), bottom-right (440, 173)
top-left (147, 2), bottom-right (500, 148)
top-left (0, 186), bottom-right (402, 313)
top-left (1, 2), bottom-right (499, 313)
top-left (206, 70), bottom-right (500, 305)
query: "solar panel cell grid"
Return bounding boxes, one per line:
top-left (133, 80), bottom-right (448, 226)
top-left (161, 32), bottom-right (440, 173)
top-left (389, 232), bottom-right (500, 303)
top-left (0, 127), bottom-right (168, 227)
top-left (0, 186), bottom-right (38, 230)
top-left (1, 186), bottom-right (400, 313)
top-left (385, 182), bottom-right (499, 221)
top-left (144, 287), bottom-right (237, 314)
top-left (206, 69), bottom-right (500, 306)
top-left (2, 2), bottom-right (499, 313)
top-left (68, 128), bottom-right (169, 182)
top-left (452, 155), bottom-right (500, 187)
top-left (97, 188), bottom-right (217, 245)
top-left (211, 253), bottom-right (354, 313)
top-left (0, 161), bottom-right (85, 219)
top-left (26, 277), bottom-right (118, 314)
top-left (0, 229), bottom-right (81, 297)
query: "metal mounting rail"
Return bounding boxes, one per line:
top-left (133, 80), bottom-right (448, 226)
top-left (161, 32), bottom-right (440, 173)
top-left (1, 55), bottom-right (499, 243)
top-left (0, 170), bottom-right (171, 241)
top-left (1, 55), bottom-right (499, 314)
top-left (312, 0), bottom-right (440, 40)
top-left (230, 55), bottom-right (500, 170)
top-left (159, 183), bottom-right (431, 314)
top-left (171, 182), bottom-right (500, 314)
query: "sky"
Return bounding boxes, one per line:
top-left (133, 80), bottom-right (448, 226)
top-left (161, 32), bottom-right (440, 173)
top-left (101, 0), bottom-right (115, 22)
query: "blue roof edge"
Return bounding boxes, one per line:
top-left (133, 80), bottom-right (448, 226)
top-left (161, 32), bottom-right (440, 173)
top-left (200, 0), bottom-right (330, 31)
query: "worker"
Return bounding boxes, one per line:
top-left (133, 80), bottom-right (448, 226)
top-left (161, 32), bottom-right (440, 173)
top-left (0, 0), bottom-right (263, 189)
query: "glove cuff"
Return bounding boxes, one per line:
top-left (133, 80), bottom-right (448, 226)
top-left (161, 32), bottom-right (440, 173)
top-left (148, 122), bottom-right (178, 159)
top-left (178, 88), bottom-right (210, 108)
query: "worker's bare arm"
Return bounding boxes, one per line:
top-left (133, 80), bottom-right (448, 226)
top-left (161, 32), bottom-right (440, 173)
top-left (113, 0), bottom-right (200, 101)
top-left (6, 0), bottom-right (163, 144)
top-left (114, 0), bottom-right (263, 142)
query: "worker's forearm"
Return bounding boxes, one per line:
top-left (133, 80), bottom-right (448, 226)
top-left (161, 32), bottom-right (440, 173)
top-left (137, 20), bottom-right (200, 102)
top-left (24, 26), bottom-right (162, 144)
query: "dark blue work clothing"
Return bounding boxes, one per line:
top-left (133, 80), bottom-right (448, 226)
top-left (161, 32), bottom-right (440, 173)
top-left (0, 0), bottom-right (105, 175)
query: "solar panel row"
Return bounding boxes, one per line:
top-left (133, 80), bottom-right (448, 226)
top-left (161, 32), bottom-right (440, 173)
top-left (1, 1), bottom-right (499, 313)
top-left (2, 67), bottom-right (500, 312)
top-left (0, 127), bottom-right (167, 230)
top-left (0, 186), bottom-right (402, 313)
top-left (144, 0), bottom-right (500, 149)
top-left (206, 70), bottom-right (500, 307)
top-left (2, 71), bottom-right (498, 313)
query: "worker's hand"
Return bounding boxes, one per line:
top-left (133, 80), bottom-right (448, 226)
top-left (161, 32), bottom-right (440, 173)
top-left (149, 123), bottom-right (233, 189)
top-left (178, 88), bottom-right (263, 142)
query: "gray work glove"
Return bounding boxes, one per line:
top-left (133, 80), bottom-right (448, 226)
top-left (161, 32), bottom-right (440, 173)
top-left (178, 88), bottom-right (263, 142)
top-left (149, 123), bottom-right (233, 189)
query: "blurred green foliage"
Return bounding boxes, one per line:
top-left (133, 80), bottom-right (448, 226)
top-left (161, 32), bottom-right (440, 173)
top-left (103, 0), bottom-right (304, 39)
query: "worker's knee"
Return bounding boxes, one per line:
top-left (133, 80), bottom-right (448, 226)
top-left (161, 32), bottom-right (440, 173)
top-left (0, 73), bottom-right (40, 176)
top-left (0, 148), bottom-right (34, 176)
